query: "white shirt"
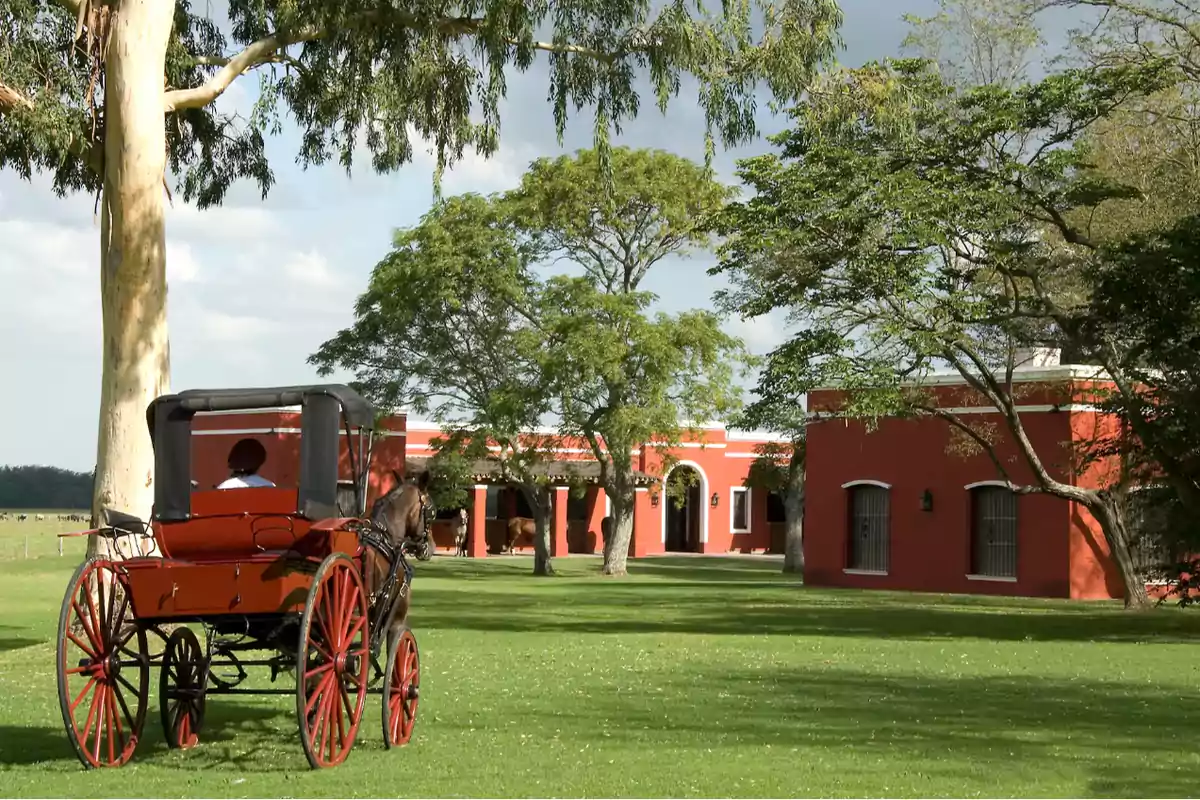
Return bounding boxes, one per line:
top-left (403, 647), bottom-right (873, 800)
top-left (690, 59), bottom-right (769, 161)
top-left (217, 474), bottom-right (277, 489)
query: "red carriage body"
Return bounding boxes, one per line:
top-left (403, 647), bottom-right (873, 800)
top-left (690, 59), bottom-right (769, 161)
top-left (54, 385), bottom-right (421, 770)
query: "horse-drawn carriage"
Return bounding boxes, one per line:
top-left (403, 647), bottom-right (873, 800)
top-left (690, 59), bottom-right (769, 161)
top-left (56, 385), bottom-right (423, 769)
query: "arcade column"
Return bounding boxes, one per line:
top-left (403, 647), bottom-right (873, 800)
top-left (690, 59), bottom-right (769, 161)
top-left (630, 486), bottom-right (659, 558)
top-left (468, 484), bottom-right (489, 558)
top-left (552, 486), bottom-right (570, 557)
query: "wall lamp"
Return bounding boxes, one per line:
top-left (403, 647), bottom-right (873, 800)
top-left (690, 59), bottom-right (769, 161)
top-left (710, 492), bottom-right (720, 507)
top-left (920, 489), bottom-right (934, 512)
top-left (650, 491), bottom-right (660, 508)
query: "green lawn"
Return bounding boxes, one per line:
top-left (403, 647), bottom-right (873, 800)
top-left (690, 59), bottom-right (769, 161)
top-left (0, 519), bottom-right (1198, 797)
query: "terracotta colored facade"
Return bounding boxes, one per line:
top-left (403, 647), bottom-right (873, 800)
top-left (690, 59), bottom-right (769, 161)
top-left (188, 410), bottom-right (790, 559)
top-left (804, 364), bottom-right (1128, 600)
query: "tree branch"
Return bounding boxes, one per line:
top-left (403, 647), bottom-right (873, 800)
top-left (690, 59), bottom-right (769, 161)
top-left (165, 11), bottom-right (644, 114)
top-left (164, 27), bottom-right (322, 112)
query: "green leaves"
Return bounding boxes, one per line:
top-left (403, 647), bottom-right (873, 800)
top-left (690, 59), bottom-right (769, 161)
top-left (314, 147), bottom-right (749, 513)
top-left (712, 56), bottom-right (1178, 425)
top-left (5, 1), bottom-right (841, 204)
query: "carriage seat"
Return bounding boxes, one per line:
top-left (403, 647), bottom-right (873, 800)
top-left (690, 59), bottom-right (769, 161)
top-left (156, 488), bottom-right (315, 560)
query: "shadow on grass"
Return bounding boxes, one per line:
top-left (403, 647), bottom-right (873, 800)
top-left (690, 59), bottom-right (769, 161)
top-left (0, 703), bottom-right (290, 768)
top-left (0, 636), bottom-right (44, 653)
top-left (411, 586), bottom-right (1200, 644)
top-left (490, 666), bottom-right (1195, 796)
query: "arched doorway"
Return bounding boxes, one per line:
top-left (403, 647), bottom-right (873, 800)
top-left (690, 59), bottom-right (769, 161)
top-left (664, 464), bottom-right (704, 553)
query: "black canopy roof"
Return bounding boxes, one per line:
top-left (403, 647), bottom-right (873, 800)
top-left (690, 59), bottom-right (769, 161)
top-left (147, 384), bottom-right (375, 430)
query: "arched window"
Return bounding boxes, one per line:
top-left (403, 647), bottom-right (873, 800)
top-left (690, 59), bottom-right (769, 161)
top-left (846, 483), bottom-right (890, 572)
top-left (970, 485), bottom-right (1018, 578)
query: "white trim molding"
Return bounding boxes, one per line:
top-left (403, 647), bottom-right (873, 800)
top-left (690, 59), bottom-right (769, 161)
top-left (840, 479), bottom-right (892, 490)
top-left (963, 480), bottom-right (1014, 491)
top-left (192, 428), bottom-right (302, 436)
top-left (813, 364), bottom-right (1110, 393)
top-left (843, 568), bottom-right (889, 576)
top-left (730, 486), bottom-right (751, 533)
top-left (660, 460), bottom-right (711, 545)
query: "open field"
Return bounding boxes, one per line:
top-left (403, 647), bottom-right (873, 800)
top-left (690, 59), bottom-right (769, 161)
top-left (0, 511), bottom-right (90, 561)
top-left (0, 531), bottom-right (1198, 797)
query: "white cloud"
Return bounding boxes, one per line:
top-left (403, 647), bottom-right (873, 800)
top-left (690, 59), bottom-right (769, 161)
top-left (282, 249), bottom-right (338, 289)
top-left (167, 241), bottom-right (202, 283)
top-left (407, 124), bottom-right (533, 195)
top-left (725, 311), bottom-right (790, 356)
top-left (168, 203), bottom-right (283, 243)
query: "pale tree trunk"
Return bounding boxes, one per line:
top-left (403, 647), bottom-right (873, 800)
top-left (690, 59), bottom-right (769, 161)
top-left (88, 0), bottom-right (175, 560)
top-left (781, 461), bottom-right (805, 575)
top-left (602, 474), bottom-right (635, 576)
top-left (1088, 494), bottom-right (1153, 610)
top-left (525, 486), bottom-right (555, 577)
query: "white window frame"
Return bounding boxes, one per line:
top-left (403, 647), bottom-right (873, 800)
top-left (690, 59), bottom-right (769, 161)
top-left (730, 486), bottom-right (751, 533)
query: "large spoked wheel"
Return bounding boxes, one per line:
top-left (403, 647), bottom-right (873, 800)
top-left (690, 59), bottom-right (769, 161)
top-left (296, 553), bottom-right (370, 769)
top-left (56, 557), bottom-right (149, 769)
top-left (381, 626), bottom-right (420, 748)
top-left (160, 627), bottom-right (207, 750)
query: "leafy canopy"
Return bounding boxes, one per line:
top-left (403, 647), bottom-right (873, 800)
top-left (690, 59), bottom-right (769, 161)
top-left (1, 0), bottom-right (845, 204)
top-left (711, 56), bottom-right (1176, 424)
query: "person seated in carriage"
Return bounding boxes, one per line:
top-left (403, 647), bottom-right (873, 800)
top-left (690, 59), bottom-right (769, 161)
top-left (217, 438), bottom-right (277, 489)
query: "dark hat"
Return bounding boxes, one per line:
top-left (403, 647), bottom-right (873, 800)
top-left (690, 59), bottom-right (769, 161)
top-left (227, 438), bottom-right (267, 474)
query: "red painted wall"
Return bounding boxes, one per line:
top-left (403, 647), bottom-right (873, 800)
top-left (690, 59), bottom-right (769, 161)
top-left (187, 411), bottom-right (789, 558)
top-left (405, 421), bottom-right (786, 555)
top-left (190, 409), bottom-right (407, 506)
top-left (805, 373), bottom-right (1129, 600)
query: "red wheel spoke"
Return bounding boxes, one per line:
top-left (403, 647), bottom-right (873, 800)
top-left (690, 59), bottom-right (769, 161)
top-left (104, 686), bottom-right (117, 764)
top-left (72, 599), bottom-right (101, 653)
top-left (67, 631), bottom-right (97, 660)
top-left (316, 588), bottom-right (337, 653)
top-left (309, 639), bottom-right (334, 662)
top-left (317, 688), bottom-right (334, 761)
top-left (112, 676), bottom-right (135, 733)
top-left (70, 676), bottom-right (97, 713)
top-left (64, 664), bottom-right (91, 676)
top-left (304, 672), bottom-right (334, 717)
top-left (334, 680), bottom-right (347, 753)
top-left (337, 572), bottom-right (356, 647)
top-left (85, 584), bottom-right (105, 650)
top-left (111, 595), bottom-right (131, 642)
top-left (79, 680), bottom-right (101, 750)
top-left (338, 677), bottom-right (354, 729)
top-left (344, 615), bottom-right (365, 647)
top-left (96, 577), bottom-right (108, 642)
top-left (90, 685), bottom-right (106, 764)
top-left (305, 662), bottom-right (333, 680)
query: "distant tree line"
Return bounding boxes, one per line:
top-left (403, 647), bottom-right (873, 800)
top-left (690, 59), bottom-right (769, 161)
top-left (0, 466), bottom-right (93, 510)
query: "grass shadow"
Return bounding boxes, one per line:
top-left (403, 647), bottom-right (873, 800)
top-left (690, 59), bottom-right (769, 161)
top-left (493, 665), bottom-right (1196, 796)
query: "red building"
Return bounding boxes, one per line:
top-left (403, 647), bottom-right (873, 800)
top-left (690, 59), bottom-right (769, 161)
top-left (804, 355), bottom-right (1129, 600)
top-left (187, 408), bottom-right (791, 559)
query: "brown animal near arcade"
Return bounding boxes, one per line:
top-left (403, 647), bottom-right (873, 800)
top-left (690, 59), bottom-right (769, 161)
top-left (504, 516), bottom-right (536, 554)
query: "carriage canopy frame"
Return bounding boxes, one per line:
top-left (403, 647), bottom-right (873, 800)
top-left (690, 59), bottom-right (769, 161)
top-left (147, 384), bottom-right (376, 523)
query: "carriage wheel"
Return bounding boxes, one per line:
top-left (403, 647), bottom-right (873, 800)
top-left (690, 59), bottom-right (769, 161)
top-left (295, 553), bottom-right (370, 769)
top-left (159, 627), bottom-right (206, 750)
top-left (381, 626), bottom-right (420, 748)
top-left (56, 557), bottom-right (149, 769)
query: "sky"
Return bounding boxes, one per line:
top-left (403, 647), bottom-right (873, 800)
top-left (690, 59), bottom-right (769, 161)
top-left (0, 0), bottom-right (1086, 471)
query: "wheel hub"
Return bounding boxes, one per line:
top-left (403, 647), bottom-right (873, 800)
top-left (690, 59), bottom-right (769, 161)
top-left (406, 683), bottom-right (419, 701)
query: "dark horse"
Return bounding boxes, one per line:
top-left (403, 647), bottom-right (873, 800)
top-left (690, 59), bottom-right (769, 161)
top-left (362, 469), bottom-right (433, 646)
